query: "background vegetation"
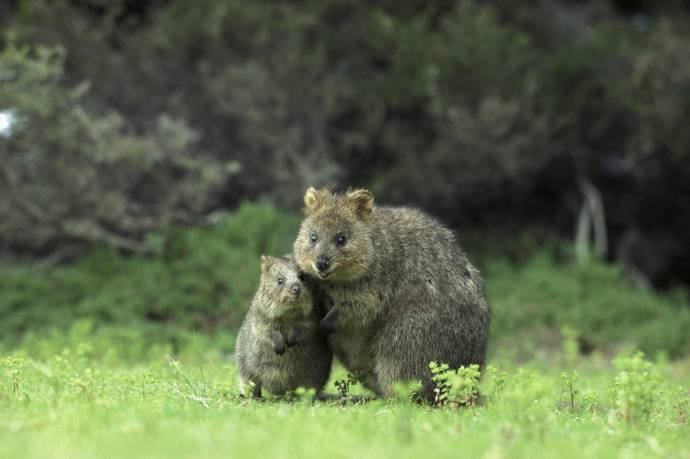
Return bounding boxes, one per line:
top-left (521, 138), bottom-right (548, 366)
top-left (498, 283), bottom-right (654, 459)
top-left (1, 0), bottom-right (689, 286)
top-left (2, 2), bottom-right (690, 457)
top-left (1, 202), bottom-right (689, 362)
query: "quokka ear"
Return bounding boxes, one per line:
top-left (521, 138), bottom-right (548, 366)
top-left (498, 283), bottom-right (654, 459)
top-left (346, 188), bottom-right (374, 220)
top-left (303, 186), bottom-right (328, 216)
top-left (260, 255), bottom-right (273, 272)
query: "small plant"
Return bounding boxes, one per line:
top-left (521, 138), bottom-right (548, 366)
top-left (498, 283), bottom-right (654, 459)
top-left (72, 368), bottom-right (97, 403)
top-left (163, 356), bottom-right (212, 406)
top-left (240, 380), bottom-right (258, 400)
top-left (1, 356), bottom-right (26, 395)
top-left (140, 371), bottom-right (158, 400)
top-left (670, 386), bottom-right (689, 424)
top-left (560, 370), bottom-right (579, 412)
top-left (429, 362), bottom-right (451, 406)
top-left (334, 374), bottom-right (359, 400)
top-left (12, 365), bottom-right (21, 394)
top-left (293, 387), bottom-right (317, 404)
top-left (165, 354), bottom-right (183, 386)
top-left (485, 365), bottom-right (507, 400)
top-left (430, 362), bottom-right (481, 408)
top-left (392, 380), bottom-right (424, 403)
top-left (612, 351), bottom-right (663, 424)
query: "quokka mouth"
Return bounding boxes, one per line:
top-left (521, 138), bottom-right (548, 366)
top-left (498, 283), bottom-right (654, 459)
top-left (281, 294), bottom-right (310, 307)
top-left (312, 263), bottom-right (337, 279)
top-left (282, 296), bottom-right (301, 305)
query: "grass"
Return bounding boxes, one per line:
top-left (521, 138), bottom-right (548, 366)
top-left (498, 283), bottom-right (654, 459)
top-left (1, 342), bottom-right (689, 459)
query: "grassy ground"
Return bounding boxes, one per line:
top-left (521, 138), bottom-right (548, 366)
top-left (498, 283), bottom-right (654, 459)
top-left (1, 343), bottom-right (688, 459)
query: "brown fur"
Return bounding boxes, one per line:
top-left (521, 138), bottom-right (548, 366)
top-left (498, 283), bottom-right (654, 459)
top-left (235, 255), bottom-right (332, 397)
top-left (294, 188), bottom-right (491, 398)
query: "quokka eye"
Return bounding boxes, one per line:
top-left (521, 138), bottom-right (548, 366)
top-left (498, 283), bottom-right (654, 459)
top-left (277, 277), bottom-right (284, 286)
top-left (310, 233), bottom-right (317, 244)
top-left (298, 271), bottom-right (306, 281)
top-left (335, 234), bottom-right (347, 246)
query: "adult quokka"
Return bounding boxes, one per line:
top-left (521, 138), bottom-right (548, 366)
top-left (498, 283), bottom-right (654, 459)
top-left (293, 188), bottom-right (491, 399)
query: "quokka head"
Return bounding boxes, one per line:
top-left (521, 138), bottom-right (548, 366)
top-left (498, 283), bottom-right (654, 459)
top-left (258, 255), bottom-right (312, 319)
top-left (293, 187), bottom-right (375, 282)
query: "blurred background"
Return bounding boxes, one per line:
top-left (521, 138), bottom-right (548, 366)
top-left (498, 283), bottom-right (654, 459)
top-left (0, 0), bottom-right (689, 360)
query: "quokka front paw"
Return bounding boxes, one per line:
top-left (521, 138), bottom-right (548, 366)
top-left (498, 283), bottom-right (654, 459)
top-left (285, 327), bottom-right (304, 347)
top-left (320, 309), bottom-right (340, 334)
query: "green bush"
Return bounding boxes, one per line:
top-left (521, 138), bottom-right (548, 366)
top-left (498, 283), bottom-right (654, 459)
top-left (0, 40), bottom-right (231, 255)
top-left (430, 361), bottom-right (482, 407)
top-left (487, 250), bottom-right (690, 357)
top-left (1, 202), bottom-right (688, 359)
top-left (612, 351), bottom-right (664, 424)
top-left (1, 1), bottom-right (690, 291)
top-left (0, 201), bottom-right (299, 355)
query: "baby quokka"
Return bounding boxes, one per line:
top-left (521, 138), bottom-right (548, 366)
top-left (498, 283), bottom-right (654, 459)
top-left (236, 255), bottom-right (331, 398)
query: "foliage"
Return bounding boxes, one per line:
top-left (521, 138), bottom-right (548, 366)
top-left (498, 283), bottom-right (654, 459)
top-left (484, 364), bottom-right (507, 400)
top-left (0, 1), bottom-right (689, 287)
top-left (0, 202), bottom-right (299, 356)
top-left (0, 202), bottom-right (688, 359)
top-left (612, 351), bottom-right (664, 424)
top-left (430, 362), bottom-right (481, 407)
top-left (333, 374), bottom-right (360, 401)
top-left (560, 370), bottom-right (579, 412)
top-left (0, 41), bottom-right (231, 255)
top-left (487, 249), bottom-right (690, 357)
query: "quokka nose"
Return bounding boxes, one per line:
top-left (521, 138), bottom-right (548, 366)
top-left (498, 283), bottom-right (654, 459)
top-left (315, 258), bottom-right (330, 272)
top-left (290, 283), bottom-right (301, 296)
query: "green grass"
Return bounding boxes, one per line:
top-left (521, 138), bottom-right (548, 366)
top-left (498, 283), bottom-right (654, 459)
top-left (1, 344), bottom-right (688, 459)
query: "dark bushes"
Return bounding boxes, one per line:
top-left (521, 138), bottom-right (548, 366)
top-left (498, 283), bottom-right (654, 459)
top-left (1, 0), bottom-right (689, 285)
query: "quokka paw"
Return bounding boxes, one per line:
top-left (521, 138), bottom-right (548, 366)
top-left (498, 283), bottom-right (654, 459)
top-left (320, 310), bottom-right (339, 334)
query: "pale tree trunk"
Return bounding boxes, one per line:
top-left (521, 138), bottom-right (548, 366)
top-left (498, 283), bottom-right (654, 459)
top-left (575, 176), bottom-right (607, 264)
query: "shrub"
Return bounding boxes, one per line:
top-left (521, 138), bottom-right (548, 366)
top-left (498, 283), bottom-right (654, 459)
top-left (1, 202), bottom-right (688, 360)
top-left (430, 362), bottom-right (481, 407)
top-left (0, 201), bottom-right (299, 354)
top-left (487, 250), bottom-right (690, 357)
top-left (1, 1), bottom-right (690, 289)
top-left (612, 351), bottom-right (663, 424)
top-left (0, 40), bottom-right (231, 256)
